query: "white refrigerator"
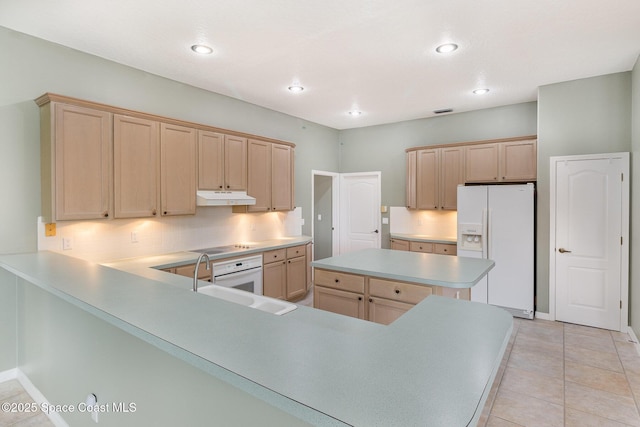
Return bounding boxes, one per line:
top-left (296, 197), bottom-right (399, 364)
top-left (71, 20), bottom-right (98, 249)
top-left (457, 184), bottom-right (534, 319)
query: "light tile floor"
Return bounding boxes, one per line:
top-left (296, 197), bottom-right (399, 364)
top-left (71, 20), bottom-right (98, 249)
top-left (2, 309), bottom-right (640, 426)
top-left (479, 317), bottom-right (640, 427)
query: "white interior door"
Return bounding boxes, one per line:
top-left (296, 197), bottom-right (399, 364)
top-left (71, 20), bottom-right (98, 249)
top-left (552, 153), bottom-right (629, 331)
top-left (339, 172), bottom-right (381, 254)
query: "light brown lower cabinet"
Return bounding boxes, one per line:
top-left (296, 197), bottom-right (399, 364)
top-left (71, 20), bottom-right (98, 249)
top-left (390, 239), bottom-right (457, 256)
top-left (367, 297), bottom-right (413, 325)
top-left (263, 245), bottom-right (309, 301)
top-left (163, 263), bottom-right (212, 282)
top-left (390, 238), bottom-right (410, 251)
top-left (314, 268), bottom-right (470, 323)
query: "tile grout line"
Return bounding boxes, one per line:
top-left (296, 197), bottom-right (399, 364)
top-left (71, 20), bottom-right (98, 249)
top-left (614, 330), bottom-right (640, 419)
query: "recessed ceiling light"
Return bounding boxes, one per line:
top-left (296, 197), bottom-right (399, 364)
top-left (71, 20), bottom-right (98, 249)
top-left (348, 110), bottom-right (362, 116)
top-left (191, 44), bottom-right (213, 55)
top-left (436, 43), bottom-right (458, 54)
top-left (288, 84), bottom-right (305, 93)
top-left (473, 88), bottom-right (490, 95)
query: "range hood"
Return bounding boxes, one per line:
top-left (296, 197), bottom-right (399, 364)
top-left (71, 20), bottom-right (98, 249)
top-left (196, 191), bottom-right (256, 206)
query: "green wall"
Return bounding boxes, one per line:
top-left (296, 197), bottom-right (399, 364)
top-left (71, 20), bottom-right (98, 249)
top-left (0, 26), bottom-right (340, 255)
top-left (537, 72), bottom-right (632, 314)
top-left (631, 57), bottom-right (640, 333)
top-left (338, 102), bottom-right (538, 248)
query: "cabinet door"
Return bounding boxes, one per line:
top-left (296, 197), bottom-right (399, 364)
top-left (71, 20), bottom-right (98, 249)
top-left (160, 123), bottom-right (197, 216)
top-left (54, 103), bottom-right (112, 220)
top-left (465, 143), bottom-right (499, 182)
top-left (439, 146), bottom-right (463, 210)
top-left (368, 297), bottom-right (413, 325)
top-left (369, 277), bottom-right (433, 304)
top-left (198, 131), bottom-right (224, 190)
top-left (390, 238), bottom-right (410, 251)
top-left (175, 263), bottom-right (211, 281)
top-left (500, 139), bottom-right (537, 181)
top-left (247, 139), bottom-right (272, 212)
top-left (405, 151), bottom-right (417, 209)
top-left (286, 255), bottom-right (307, 301)
top-left (263, 260), bottom-right (286, 299)
top-left (437, 286), bottom-right (470, 301)
top-left (271, 143), bottom-right (294, 211)
top-left (305, 242), bottom-right (313, 291)
top-left (313, 286), bottom-right (365, 319)
top-left (114, 115), bottom-right (159, 218)
top-left (224, 135), bottom-right (247, 190)
top-left (416, 149), bottom-right (439, 209)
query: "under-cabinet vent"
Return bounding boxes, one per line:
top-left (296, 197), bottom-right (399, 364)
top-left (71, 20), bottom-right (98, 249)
top-left (434, 108), bottom-right (453, 114)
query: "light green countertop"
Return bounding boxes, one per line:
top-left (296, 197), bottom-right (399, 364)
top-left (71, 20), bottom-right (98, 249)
top-left (312, 248), bottom-right (494, 288)
top-left (1, 247), bottom-right (511, 426)
top-left (390, 233), bottom-right (458, 244)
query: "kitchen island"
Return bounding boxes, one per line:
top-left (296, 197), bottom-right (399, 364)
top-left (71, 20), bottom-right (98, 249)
top-left (0, 250), bottom-right (511, 426)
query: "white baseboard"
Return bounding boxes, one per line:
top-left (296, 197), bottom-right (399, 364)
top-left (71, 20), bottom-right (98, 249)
top-left (14, 370), bottom-right (69, 427)
top-left (627, 326), bottom-right (640, 357)
top-left (0, 368), bottom-right (18, 383)
top-left (534, 311), bottom-right (551, 321)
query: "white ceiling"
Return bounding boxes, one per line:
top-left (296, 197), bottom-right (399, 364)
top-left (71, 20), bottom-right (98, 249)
top-left (1, 0), bottom-right (640, 130)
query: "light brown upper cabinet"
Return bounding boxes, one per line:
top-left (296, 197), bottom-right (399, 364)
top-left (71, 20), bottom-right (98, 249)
top-left (499, 139), bottom-right (537, 181)
top-left (160, 123), bottom-right (197, 216)
top-left (198, 131), bottom-right (247, 191)
top-left (113, 115), bottom-right (160, 218)
top-left (405, 150), bottom-right (417, 209)
top-left (465, 138), bottom-right (537, 183)
top-left (235, 139), bottom-right (294, 213)
top-left (407, 146), bottom-right (463, 210)
top-left (40, 102), bottom-right (112, 221)
top-left (37, 93), bottom-right (296, 222)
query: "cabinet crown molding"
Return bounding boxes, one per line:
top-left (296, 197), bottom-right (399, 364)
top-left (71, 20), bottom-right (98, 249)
top-left (35, 93), bottom-right (295, 148)
top-left (405, 135), bottom-right (537, 153)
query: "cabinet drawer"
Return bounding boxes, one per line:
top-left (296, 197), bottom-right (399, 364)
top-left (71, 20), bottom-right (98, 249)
top-left (286, 245), bottom-right (306, 259)
top-left (369, 278), bottom-right (433, 304)
top-left (314, 269), bottom-right (365, 293)
top-left (409, 241), bottom-right (433, 253)
top-left (434, 243), bottom-right (457, 256)
top-left (263, 248), bottom-right (286, 263)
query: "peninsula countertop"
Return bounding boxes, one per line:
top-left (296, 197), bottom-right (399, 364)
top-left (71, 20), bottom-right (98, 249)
top-left (311, 248), bottom-right (495, 288)
top-left (1, 250), bottom-right (511, 426)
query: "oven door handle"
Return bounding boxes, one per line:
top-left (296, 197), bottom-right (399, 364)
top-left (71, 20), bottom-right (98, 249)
top-left (213, 266), bottom-right (262, 282)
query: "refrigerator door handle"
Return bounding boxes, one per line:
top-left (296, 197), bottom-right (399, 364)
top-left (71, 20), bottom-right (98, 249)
top-left (482, 208), bottom-right (489, 259)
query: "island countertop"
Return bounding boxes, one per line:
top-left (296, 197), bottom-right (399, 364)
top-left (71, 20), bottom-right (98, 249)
top-left (312, 248), bottom-right (495, 288)
top-left (1, 251), bottom-right (510, 426)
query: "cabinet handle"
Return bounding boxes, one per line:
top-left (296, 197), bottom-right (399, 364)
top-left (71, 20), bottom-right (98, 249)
top-left (358, 297), bottom-right (363, 301)
top-left (395, 289), bottom-right (400, 294)
top-left (219, 185), bottom-right (223, 189)
top-left (226, 185), bottom-right (230, 188)
top-left (164, 211), bottom-right (168, 215)
top-left (335, 279), bottom-right (340, 283)
top-left (103, 211), bottom-right (109, 218)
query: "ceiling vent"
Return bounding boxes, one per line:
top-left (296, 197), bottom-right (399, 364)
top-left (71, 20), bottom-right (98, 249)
top-left (434, 108), bottom-right (453, 114)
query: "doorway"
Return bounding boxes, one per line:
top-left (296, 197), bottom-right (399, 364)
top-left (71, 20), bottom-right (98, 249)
top-left (311, 170), bottom-right (381, 259)
top-left (549, 152), bottom-right (629, 331)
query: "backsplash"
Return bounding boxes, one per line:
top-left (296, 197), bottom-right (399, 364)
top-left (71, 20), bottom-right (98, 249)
top-left (37, 207), bottom-right (303, 262)
top-left (389, 207), bottom-right (457, 237)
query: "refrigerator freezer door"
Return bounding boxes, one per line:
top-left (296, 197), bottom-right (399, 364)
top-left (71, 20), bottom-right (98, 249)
top-left (457, 185), bottom-right (488, 303)
top-left (487, 184), bottom-right (534, 316)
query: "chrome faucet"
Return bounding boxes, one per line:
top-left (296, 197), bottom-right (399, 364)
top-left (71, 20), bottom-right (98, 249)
top-left (193, 253), bottom-right (211, 292)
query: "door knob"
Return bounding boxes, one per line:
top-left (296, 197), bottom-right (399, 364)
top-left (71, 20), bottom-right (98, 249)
top-left (558, 248), bottom-right (572, 253)
top-left (373, 229), bottom-right (379, 234)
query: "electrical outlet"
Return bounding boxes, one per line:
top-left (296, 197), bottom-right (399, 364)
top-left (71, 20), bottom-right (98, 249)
top-left (131, 231), bottom-right (139, 243)
top-left (62, 237), bottom-right (72, 250)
